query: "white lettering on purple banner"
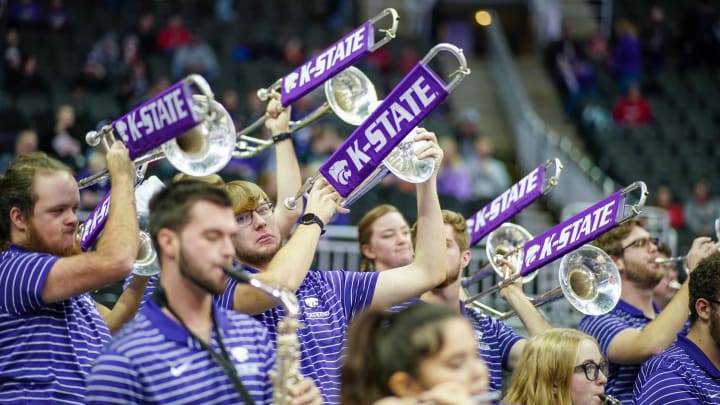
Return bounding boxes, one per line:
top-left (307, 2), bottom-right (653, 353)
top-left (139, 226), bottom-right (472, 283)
top-left (319, 64), bottom-right (448, 197)
top-left (520, 192), bottom-right (621, 276)
top-left (281, 22), bottom-right (372, 106)
top-left (112, 81), bottom-right (200, 159)
top-left (467, 166), bottom-right (543, 245)
top-left (80, 192), bottom-right (112, 250)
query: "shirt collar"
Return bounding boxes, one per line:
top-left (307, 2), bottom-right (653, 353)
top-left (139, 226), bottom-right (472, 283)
top-left (144, 299), bottom-right (232, 347)
top-left (616, 298), bottom-right (661, 318)
top-left (676, 334), bottom-right (720, 378)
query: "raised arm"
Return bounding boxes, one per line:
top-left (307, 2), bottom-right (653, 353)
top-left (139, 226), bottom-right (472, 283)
top-left (96, 274), bottom-right (150, 334)
top-left (607, 237), bottom-right (720, 363)
top-left (264, 95), bottom-right (304, 237)
top-left (42, 142), bottom-right (139, 303)
top-left (372, 129), bottom-right (446, 308)
top-left (233, 178), bottom-right (347, 314)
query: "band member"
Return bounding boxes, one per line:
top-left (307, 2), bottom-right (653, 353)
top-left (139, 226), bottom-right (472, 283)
top-left (503, 328), bottom-right (611, 405)
top-left (381, 209), bottom-right (550, 392)
top-left (215, 128), bottom-right (446, 404)
top-left (633, 252), bottom-right (720, 403)
top-left (578, 218), bottom-right (720, 402)
top-left (86, 180), bottom-right (322, 404)
top-left (341, 303), bottom-right (490, 405)
top-left (357, 204), bottom-right (413, 273)
top-left (0, 144), bottom-right (143, 402)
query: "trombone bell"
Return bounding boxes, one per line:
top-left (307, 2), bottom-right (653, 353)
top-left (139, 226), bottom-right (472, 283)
top-left (134, 231), bottom-right (160, 276)
top-left (559, 244), bottom-right (621, 315)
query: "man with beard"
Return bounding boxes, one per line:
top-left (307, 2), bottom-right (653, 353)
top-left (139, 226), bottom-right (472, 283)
top-left (633, 251), bottom-right (720, 403)
top-left (215, 128), bottom-right (446, 404)
top-left (633, 252), bottom-right (720, 405)
top-left (398, 209), bottom-right (551, 392)
top-left (0, 143), bottom-right (143, 403)
top-left (578, 218), bottom-right (719, 403)
top-left (86, 180), bottom-right (325, 404)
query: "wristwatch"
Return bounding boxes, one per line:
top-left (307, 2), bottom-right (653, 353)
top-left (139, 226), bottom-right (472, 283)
top-left (301, 213), bottom-right (326, 235)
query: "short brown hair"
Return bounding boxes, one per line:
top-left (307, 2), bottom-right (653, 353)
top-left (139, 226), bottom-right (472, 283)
top-left (689, 252), bottom-right (720, 324)
top-left (0, 152), bottom-right (73, 250)
top-left (221, 180), bottom-right (270, 216)
top-left (592, 218), bottom-right (642, 256)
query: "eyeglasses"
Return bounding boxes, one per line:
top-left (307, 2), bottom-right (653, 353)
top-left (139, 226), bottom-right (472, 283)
top-left (574, 360), bottom-right (608, 382)
top-left (621, 237), bottom-right (660, 253)
top-left (704, 297), bottom-right (720, 306)
top-left (235, 202), bottom-right (274, 227)
top-left (574, 360), bottom-right (609, 382)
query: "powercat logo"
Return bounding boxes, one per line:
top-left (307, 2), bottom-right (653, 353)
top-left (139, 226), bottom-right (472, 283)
top-left (523, 197), bottom-right (618, 271)
top-left (282, 24), bottom-right (369, 94)
top-left (328, 160), bottom-right (351, 186)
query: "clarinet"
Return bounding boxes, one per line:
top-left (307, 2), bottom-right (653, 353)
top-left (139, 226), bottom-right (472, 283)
top-left (224, 266), bottom-right (302, 405)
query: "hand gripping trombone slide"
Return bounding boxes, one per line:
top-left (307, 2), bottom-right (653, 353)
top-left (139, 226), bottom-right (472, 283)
top-left (223, 266), bottom-right (301, 405)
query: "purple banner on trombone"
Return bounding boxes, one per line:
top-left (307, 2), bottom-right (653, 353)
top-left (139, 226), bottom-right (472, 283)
top-left (111, 80), bottom-right (202, 160)
top-left (280, 22), bottom-right (373, 106)
top-left (319, 63), bottom-right (449, 197)
top-left (467, 165), bottom-right (546, 246)
top-left (79, 191), bottom-right (112, 251)
top-left (519, 191), bottom-right (624, 276)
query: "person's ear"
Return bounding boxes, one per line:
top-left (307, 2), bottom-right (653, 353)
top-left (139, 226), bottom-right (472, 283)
top-left (696, 298), bottom-right (713, 322)
top-left (156, 228), bottom-right (178, 261)
top-left (460, 249), bottom-right (472, 270)
top-left (387, 371), bottom-right (423, 398)
top-left (9, 207), bottom-right (28, 233)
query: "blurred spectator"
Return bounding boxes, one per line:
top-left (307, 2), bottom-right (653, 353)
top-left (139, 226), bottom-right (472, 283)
top-left (171, 33), bottom-right (219, 81)
top-left (78, 150), bottom-right (110, 210)
top-left (3, 30), bottom-right (24, 92)
top-left (156, 15), bottom-right (192, 55)
top-left (214, 0), bottom-right (236, 24)
top-left (134, 13), bottom-right (158, 57)
top-left (9, 0), bottom-right (44, 30)
top-left (544, 22), bottom-right (596, 116)
top-left (612, 83), bottom-right (653, 127)
top-left (72, 56), bottom-right (111, 93)
top-left (220, 89), bottom-right (242, 127)
top-left (436, 135), bottom-right (472, 209)
top-left (639, 5), bottom-right (676, 77)
top-left (49, 104), bottom-right (84, 170)
top-left (610, 19), bottom-right (642, 94)
top-left (585, 28), bottom-right (609, 63)
top-left (652, 185), bottom-right (685, 229)
top-left (453, 107), bottom-right (481, 160)
top-left (116, 60), bottom-right (150, 110)
top-left (15, 55), bottom-right (49, 96)
top-left (283, 37), bottom-right (305, 66)
top-left (0, 129), bottom-right (39, 174)
top-left (466, 135), bottom-right (511, 209)
top-left (684, 180), bottom-right (720, 236)
top-left (306, 125), bottom-right (343, 167)
top-left (88, 32), bottom-right (121, 79)
top-left (396, 46), bottom-right (420, 75)
top-left (46, 0), bottom-right (71, 34)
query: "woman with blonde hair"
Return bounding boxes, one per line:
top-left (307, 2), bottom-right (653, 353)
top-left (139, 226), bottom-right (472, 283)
top-left (503, 328), bottom-right (616, 405)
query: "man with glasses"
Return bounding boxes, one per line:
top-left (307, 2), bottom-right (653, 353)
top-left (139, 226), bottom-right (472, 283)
top-left (633, 251), bottom-right (720, 403)
top-left (578, 218), bottom-right (719, 402)
top-left (216, 127), bottom-right (447, 404)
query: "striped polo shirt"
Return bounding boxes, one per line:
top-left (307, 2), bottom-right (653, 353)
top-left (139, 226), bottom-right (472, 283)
top-left (215, 266), bottom-right (379, 405)
top-left (86, 299), bottom-right (275, 404)
top-left (633, 334), bottom-right (720, 404)
top-left (391, 299), bottom-right (523, 392)
top-left (578, 299), bottom-right (684, 404)
top-left (0, 245), bottom-right (112, 403)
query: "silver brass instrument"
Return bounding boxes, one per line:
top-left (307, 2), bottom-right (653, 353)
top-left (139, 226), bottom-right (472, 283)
top-left (599, 394), bottom-right (622, 404)
top-left (469, 245), bottom-right (622, 320)
top-left (78, 75), bottom-right (236, 189)
top-left (223, 266), bottom-right (301, 405)
top-left (133, 230), bottom-right (160, 276)
top-left (284, 43), bottom-right (471, 210)
top-left (234, 66), bottom-right (378, 158)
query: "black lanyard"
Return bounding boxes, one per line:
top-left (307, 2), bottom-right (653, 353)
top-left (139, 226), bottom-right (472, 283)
top-left (152, 286), bottom-right (256, 405)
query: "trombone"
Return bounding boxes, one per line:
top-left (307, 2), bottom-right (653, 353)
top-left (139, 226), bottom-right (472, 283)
top-left (464, 181), bottom-right (648, 318)
top-left (234, 66), bottom-right (378, 158)
top-left (78, 74), bottom-right (236, 189)
top-left (469, 245), bottom-right (622, 320)
top-left (233, 8), bottom-right (399, 158)
top-left (284, 43), bottom-right (471, 210)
